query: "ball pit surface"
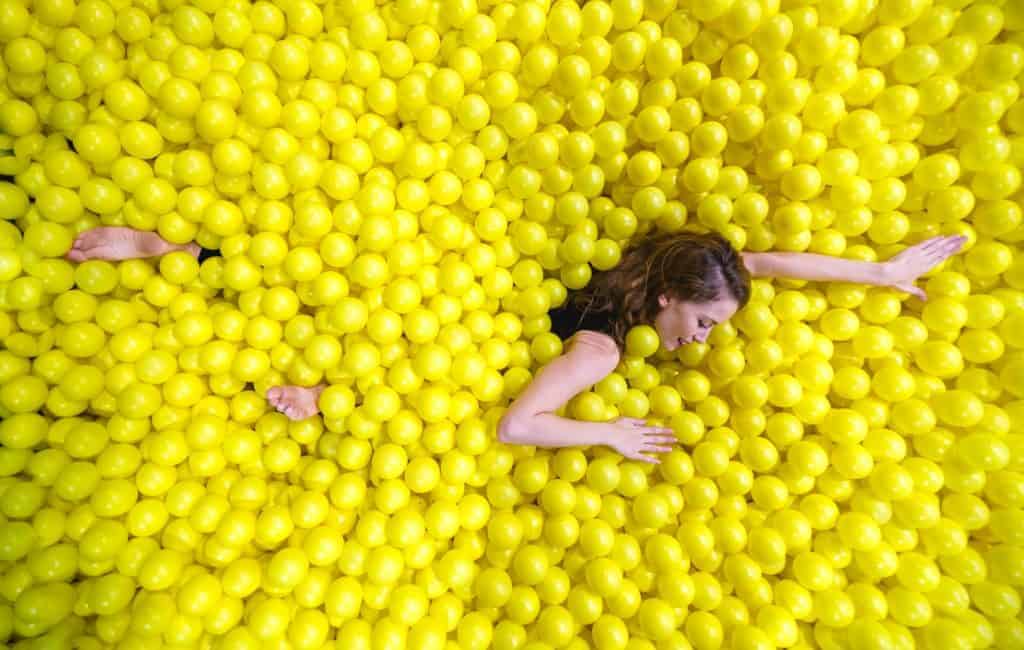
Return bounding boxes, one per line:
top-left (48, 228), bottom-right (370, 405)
top-left (0, 0), bottom-right (1023, 649)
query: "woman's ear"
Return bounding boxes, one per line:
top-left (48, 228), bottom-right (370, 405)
top-left (658, 293), bottom-right (669, 308)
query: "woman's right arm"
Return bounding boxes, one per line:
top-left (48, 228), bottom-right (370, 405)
top-left (497, 331), bottom-right (677, 463)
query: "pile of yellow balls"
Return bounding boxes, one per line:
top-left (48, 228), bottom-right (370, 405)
top-left (0, 0), bottom-right (1023, 646)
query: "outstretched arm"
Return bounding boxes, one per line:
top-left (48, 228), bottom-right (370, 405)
top-left (498, 331), bottom-right (677, 463)
top-left (741, 235), bottom-right (967, 300)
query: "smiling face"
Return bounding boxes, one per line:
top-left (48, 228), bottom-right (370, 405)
top-left (654, 291), bottom-right (740, 352)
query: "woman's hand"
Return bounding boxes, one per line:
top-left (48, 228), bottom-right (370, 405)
top-left (604, 417), bottom-right (678, 464)
top-left (881, 235), bottom-right (967, 300)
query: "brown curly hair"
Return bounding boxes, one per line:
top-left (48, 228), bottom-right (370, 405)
top-left (567, 231), bottom-right (752, 347)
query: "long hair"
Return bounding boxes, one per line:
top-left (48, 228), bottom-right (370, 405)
top-left (568, 231), bottom-right (752, 347)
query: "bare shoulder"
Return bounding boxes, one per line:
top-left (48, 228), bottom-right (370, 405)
top-left (565, 331), bottom-right (621, 370)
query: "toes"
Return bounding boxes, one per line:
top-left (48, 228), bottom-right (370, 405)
top-left (78, 229), bottom-right (101, 250)
top-left (67, 229), bottom-right (106, 261)
top-left (66, 235), bottom-right (88, 261)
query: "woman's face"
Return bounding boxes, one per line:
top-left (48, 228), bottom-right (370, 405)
top-left (654, 292), bottom-right (740, 352)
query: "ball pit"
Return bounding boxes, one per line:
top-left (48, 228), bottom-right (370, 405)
top-left (1, 0), bottom-right (1024, 647)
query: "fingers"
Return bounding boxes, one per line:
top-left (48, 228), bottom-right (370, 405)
top-left (643, 445), bottom-right (675, 454)
top-left (619, 429), bottom-right (676, 463)
top-left (623, 428), bottom-right (677, 461)
top-left (909, 237), bottom-right (940, 255)
top-left (643, 433), bottom-right (678, 444)
top-left (627, 452), bottom-right (660, 464)
top-left (909, 235), bottom-right (961, 258)
top-left (618, 418), bottom-right (671, 432)
top-left (928, 234), bottom-right (963, 248)
top-left (893, 236), bottom-right (966, 284)
top-left (920, 238), bottom-right (964, 270)
top-left (895, 283), bottom-right (927, 301)
top-left (896, 237), bottom-right (938, 259)
top-left (635, 425), bottom-right (673, 434)
top-left (641, 428), bottom-right (676, 439)
top-left (921, 235), bottom-right (966, 259)
top-left (935, 235), bottom-right (967, 258)
top-left (640, 436), bottom-right (676, 450)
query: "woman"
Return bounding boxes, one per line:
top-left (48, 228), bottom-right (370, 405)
top-left (496, 230), bottom-right (965, 463)
top-left (68, 227), bottom-right (965, 434)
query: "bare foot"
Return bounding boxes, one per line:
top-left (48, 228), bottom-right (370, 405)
top-left (266, 385), bottom-right (326, 420)
top-left (66, 226), bottom-right (194, 262)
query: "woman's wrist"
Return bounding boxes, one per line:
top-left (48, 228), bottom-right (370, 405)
top-left (594, 422), bottom-right (615, 448)
top-left (874, 261), bottom-right (895, 287)
top-left (498, 414), bottom-right (619, 449)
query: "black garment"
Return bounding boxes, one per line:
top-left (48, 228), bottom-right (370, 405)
top-left (548, 292), bottom-right (616, 341)
top-left (198, 247), bottom-right (221, 263)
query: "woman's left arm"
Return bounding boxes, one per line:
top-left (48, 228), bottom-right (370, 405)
top-left (741, 235), bottom-right (967, 300)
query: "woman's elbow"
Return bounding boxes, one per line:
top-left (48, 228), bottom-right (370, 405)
top-left (497, 412), bottom-right (529, 445)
